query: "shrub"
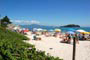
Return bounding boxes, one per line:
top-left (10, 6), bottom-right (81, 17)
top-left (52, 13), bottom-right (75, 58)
top-left (0, 27), bottom-right (63, 60)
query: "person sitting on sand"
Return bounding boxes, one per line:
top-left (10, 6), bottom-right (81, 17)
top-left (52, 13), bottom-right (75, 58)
top-left (61, 34), bottom-right (67, 42)
top-left (53, 33), bottom-right (57, 37)
top-left (61, 33), bottom-right (69, 43)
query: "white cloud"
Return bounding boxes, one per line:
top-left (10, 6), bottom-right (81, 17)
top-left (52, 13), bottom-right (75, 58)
top-left (30, 20), bottom-right (40, 24)
top-left (11, 20), bottom-right (40, 25)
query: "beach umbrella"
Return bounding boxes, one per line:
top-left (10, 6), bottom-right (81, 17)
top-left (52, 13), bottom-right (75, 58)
top-left (67, 31), bottom-right (75, 34)
top-left (24, 30), bottom-right (28, 32)
top-left (76, 29), bottom-right (86, 32)
top-left (37, 28), bottom-right (43, 32)
top-left (43, 29), bottom-right (47, 32)
top-left (33, 28), bottom-right (37, 32)
top-left (24, 28), bottom-right (29, 32)
top-left (55, 29), bottom-right (61, 32)
top-left (81, 32), bottom-right (90, 34)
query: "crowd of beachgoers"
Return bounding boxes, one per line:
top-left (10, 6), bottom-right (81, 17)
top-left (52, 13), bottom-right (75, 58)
top-left (8, 24), bottom-right (90, 44)
top-left (7, 24), bottom-right (90, 60)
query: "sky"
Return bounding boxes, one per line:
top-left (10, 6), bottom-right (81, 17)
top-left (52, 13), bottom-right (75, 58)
top-left (0, 0), bottom-right (90, 26)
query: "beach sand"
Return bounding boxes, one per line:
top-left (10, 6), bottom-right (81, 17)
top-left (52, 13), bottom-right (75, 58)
top-left (25, 34), bottom-right (90, 60)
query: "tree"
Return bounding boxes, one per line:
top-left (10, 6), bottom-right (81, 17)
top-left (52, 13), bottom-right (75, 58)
top-left (1, 16), bottom-right (11, 27)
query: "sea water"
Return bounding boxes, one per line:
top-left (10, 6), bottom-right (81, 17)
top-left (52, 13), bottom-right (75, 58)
top-left (60, 27), bottom-right (90, 32)
top-left (22, 25), bottom-right (90, 32)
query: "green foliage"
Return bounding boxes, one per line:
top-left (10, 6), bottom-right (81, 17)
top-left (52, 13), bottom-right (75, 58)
top-left (1, 16), bottom-right (11, 27)
top-left (62, 24), bottom-right (80, 27)
top-left (0, 27), bottom-right (63, 60)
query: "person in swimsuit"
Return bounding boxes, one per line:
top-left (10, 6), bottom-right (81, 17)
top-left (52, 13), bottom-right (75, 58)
top-left (73, 34), bottom-right (79, 44)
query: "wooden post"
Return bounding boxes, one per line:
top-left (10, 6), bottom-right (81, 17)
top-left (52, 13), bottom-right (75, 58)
top-left (72, 38), bottom-right (76, 60)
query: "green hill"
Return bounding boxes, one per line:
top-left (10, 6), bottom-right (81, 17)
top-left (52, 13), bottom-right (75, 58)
top-left (0, 27), bottom-right (62, 60)
top-left (61, 24), bottom-right (80, 27)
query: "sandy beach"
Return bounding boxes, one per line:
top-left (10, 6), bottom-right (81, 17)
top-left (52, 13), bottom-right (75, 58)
top-left (25, 34), bottom-right (90, 60)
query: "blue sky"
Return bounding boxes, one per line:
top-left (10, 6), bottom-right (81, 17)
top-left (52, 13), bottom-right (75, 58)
top-left (0, 0), bottom-right (90, 26)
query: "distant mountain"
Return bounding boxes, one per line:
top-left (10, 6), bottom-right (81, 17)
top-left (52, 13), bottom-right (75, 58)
top-left (21, 24), bottom-right (80, 30)
top-left (21, 24), bottom-right (59, 30)
top-left (61, 24), bottom-right (80, 27)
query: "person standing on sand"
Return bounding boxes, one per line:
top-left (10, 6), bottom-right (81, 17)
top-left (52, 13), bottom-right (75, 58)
top-left (72, 34), bottom-right (79, 44)
top-left (67, 34), bottom-right (71, 43)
